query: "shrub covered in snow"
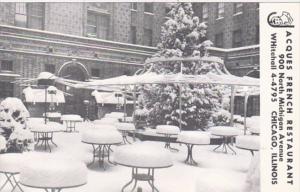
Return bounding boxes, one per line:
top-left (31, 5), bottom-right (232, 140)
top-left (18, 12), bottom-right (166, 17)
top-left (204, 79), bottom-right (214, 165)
top-left (212, 109), bottom-right (231, 126)
top-left (0, 97), bottom-right (33, 152)
top-left (138, 3), bottom-right (225, 130)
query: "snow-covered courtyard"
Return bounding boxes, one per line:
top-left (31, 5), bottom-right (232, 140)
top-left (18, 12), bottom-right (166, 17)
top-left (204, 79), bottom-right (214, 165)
top-left (1, 120), bottom-right (256, 192)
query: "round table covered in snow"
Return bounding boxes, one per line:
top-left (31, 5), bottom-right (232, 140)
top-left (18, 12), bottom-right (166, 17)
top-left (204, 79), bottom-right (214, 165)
top-left (30, 122), bottom-right (63, 152)
top-left (61, 115), bottom-right (83, 132)
top-left (115, 123), bottom-right (136, 144)
top-left (236, 135), bottom-right (260, 156)
top-left (177, 131), bottom-right (211, 165)
top-left (20, 154), bottom-right (87, 192)
top-left (210, 126), bottom-right (239, 155)
top-left (156, 125), bottom-right (180, 152)
top-left (114, 143), bottom-right (173, 192)
top-left (0, 153), bottom-right (24, 192)
top-left (81, 129), bottom-right (122, 169)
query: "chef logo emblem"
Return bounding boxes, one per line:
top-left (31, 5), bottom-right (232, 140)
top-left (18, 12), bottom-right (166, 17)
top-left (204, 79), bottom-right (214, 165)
top-left (268, 11), bottom-right (294, 28)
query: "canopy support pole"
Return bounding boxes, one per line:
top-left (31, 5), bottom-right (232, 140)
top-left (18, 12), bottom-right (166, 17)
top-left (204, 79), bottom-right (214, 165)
top-left (179, 84), bottom-right (182, 131)
top-left (44, 87), bottom-right (47, 124)
top-left (123, 87), bottom-right (127, 122)
top-left (133, 86), bottom-right (137, 124)
top-left (243, 93), bottom-right (249, 135)
top-left (230, 85), bottom-right (235, 126)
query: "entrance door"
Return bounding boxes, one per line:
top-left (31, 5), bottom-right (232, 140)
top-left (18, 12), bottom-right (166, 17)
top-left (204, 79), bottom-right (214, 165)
top-left (57, 61), bottom-right (91, 116)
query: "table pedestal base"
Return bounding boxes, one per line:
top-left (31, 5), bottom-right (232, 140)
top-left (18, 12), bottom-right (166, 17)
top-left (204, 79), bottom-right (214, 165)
top-left (122, 168), bottom-right (158, 192)
top-left (121, 131), bottom-right (131, 144)
top-left (88, 144), bottom-right (115, 169)
top-left (163, 135), bottom-right (178, 152)
top-left (34, 133), bottom-right (57, 153)
top-left (0, 172), bottom-right (23, 192)
top-left (184, 144), bottom-right (198, 166)
top-left (213, 136), bottom-right (236, 155)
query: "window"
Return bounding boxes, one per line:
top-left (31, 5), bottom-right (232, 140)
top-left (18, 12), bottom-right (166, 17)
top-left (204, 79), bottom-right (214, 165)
top-left (27, 3), bottom-right (45, 30)
top-left (144, 3), bottom-right (153, 13)
top-left (233, 3), bottom-right (243, 14)
top-left (131, 3), bottom-right (137, 10)
top-left (215, 33), bottom-right (224, 48)
top-left (143, 28), bottom-right (152, 46)
top-left (256, 25), bottom-right (259, 44)
top-left (131, 26), bottom-right (137, 44)
top-left (87, 12), bottom-right (97, 37)
top-left (45, 64), bottom-right (55, 74)
top-left (87, 11), bottom-right (110, 40)
top-left (15, 3), bottom-right (44, 29)
top-left (0, 82), bottom-right (14, 99)
top-left (15, 3), bottom-right (27, 27)
top-left (232, 29), bottom-right (242, 47)
top-left (202, 4), bottom-right (208, 22)
top-left (216, 3), bottom-right (225, 19)
top-left (91, 68), bottom-right (100, 77)
top-left (1, 60), bottom-right (13, 71)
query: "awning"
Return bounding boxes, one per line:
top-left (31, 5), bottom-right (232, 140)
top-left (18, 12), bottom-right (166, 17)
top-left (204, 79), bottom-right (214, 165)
top-left (91, 90), bottom-right (133, 104)
top-left (23, 86), bottom-right (65, 103)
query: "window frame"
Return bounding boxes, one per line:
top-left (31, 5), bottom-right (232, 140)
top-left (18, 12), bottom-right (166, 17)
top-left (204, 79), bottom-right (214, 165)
top-left (214, 32), bottom-right (224, 48)
top-left (0, 60), bottom-right (13, 72)
top-left (216, 3), bottom-right (225, 19)
top-left (130, 26), bottom-right (137, 44)
top-left (202, 3), bottom-right (208, 22)
top-left (143, 28), bottom-right (153, 46)
top-left (232, 29), bottom-right (243, 48)
top-left (15, 2), bottom-right (27, 28)
top-left (91, 68), bottom-right (100, 78)
top-left (131, 2), bottom-right (137, 11)
top-left (144, 2), bottom-right (154, 14)
top-left (86, 11), bottom-right (110, 40)
top-left (233, 3), bottom-right (243, 15)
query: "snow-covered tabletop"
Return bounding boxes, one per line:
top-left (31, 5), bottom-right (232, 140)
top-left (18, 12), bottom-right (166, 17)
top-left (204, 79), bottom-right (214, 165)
top-left (105, 112), bottom-right (124, 119)
top-left (0, 153), bottom-right (23, 173)
top-left (114, 142), bottom-right (173, 168)
top-left (93, 124), bottom-right (118, 130)
top-left (114, 142), bottom-right (173, 192)
top-left (115, 123), bottom-right (136, 144)
top-left (61, 114), bottom-right (83, 122)
top-left (177, 131), bottom-right (211, 165)
top-left (0, 153), bottom-right (24, 191)
top-left (236, 135), bottom-right (260, 152)
top-left (247, 116), bottom-right (260, 134)
top-left (94, 117), bottom-right (120, 124)
top-left (177, 131), bottom-right (211, 145)
top-left (209, 126), bottom-right (240, 136)
top-left (115, 123), bottom-right (135, 131)
top-left (156, 125), bottom-right (180, 135)
top-left (43, 112), bottom-right (62, 118)
top-left (209, 126), bottom-right (240, 154)
top-left (61, 115), bottom-right (83, 132)
top-left (29, 122), bottom-right (64, 133)
top-left (81, 129), bottom-right (122, 168)
top-left (20, 154), bottom-right (87, 190)
top-left (81, 129), bottom-right (122, 145)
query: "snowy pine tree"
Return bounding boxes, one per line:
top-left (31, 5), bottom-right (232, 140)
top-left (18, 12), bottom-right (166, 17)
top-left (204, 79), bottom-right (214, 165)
top-left (139, 3), bottom-right (226, 130)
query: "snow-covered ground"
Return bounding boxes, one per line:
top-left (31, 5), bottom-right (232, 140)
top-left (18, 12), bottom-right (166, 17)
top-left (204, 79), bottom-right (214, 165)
top-left (0, 121), bottom-right (255, 192)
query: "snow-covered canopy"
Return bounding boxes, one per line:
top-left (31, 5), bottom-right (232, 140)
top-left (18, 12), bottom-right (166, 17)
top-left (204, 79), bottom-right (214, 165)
top-left (23, 86), bottom-right (65, 103)
top-left (91, 90), bottom-right (133, 104)
top-left (74, 72), bottom-right (259, 89)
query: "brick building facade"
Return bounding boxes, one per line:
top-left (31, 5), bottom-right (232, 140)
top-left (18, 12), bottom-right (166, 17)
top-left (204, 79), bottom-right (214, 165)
top-left (0, 2), bottom-right (260, 116)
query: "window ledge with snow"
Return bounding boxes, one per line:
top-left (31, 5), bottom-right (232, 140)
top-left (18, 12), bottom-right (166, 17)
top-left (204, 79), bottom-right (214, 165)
top-left (233, 12), bottom-right (243, 16)
top-left (130, 9), bottom-right (137, 12)
top-left (215, 17), bottom-right (224, 21)
top-left (144, 12), bottom-right (154, 15)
